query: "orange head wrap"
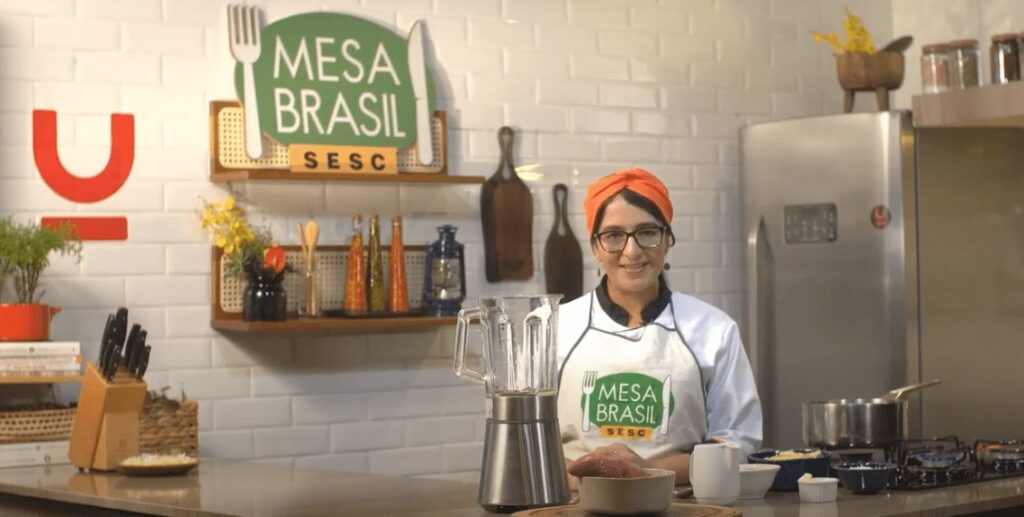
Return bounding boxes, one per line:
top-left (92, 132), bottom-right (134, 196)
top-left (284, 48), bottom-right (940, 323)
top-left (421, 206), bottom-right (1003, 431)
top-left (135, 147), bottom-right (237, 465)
top-left (584, 167), bottom-right (672, 235)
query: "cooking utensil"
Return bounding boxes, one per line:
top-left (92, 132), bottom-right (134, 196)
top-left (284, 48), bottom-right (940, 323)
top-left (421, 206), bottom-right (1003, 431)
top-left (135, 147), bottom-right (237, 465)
top-left (136, 345), bottom-right (150, 378)
top-left (881, 35), bottom-right (914, 53)
top-left (122, 324), bottom-right (142, 373)
top-left (303, 220), bottom-right (320, 316)
top-left (878, 378), bottom-right (942, 401)
top-left (98, 313), bottom-right (114, 368)
top-left (543, 184), bottom-right (583, 300)
top-left (803, 379), bottom-right (942, 449)
top-left (408, 20), bottom-right (432, 165)
top-left (480, 126), bottom-right (533, 282)
top-left (227, 4), bottom-right (264, 159)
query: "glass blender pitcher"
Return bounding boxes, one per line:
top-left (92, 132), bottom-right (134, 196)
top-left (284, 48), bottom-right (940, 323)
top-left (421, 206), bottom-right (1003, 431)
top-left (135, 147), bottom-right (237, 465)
top-left (454, 295), bottom-right (570, 512)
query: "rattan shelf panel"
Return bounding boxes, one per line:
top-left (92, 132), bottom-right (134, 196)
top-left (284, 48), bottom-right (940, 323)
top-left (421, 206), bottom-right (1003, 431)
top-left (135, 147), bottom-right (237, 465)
top-left (0, 374), bottom-right (82, 384)
top-left (211, 316), bottom-right (456, 334)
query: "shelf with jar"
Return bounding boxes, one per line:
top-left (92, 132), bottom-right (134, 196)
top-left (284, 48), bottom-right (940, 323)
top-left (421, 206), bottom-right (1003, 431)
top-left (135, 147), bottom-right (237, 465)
top-left (913, 34), bottom-right (1024, 127)
top-left (209, 220), bottom-right (466, 335)
top-left (208, 101), bottom-right (484, 185)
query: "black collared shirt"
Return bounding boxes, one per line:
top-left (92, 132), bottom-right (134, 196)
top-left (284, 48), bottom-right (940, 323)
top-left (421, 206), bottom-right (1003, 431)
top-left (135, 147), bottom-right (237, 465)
top-left (595, 275), bottom-right (671, 327)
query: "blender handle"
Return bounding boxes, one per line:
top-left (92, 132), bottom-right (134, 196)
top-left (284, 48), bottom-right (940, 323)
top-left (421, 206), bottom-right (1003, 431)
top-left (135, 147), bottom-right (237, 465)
top-left (454, 307), bottom-right (485, 384)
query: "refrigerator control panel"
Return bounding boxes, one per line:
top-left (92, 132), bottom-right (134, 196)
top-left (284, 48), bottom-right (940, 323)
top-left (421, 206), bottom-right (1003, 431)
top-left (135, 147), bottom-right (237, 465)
top-left (784, 203), bottom-right (837, 244)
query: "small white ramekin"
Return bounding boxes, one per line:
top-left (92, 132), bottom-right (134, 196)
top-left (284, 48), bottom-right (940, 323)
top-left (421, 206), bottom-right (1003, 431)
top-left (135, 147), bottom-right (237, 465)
top-left (798, 476), bottom-right (839, 503)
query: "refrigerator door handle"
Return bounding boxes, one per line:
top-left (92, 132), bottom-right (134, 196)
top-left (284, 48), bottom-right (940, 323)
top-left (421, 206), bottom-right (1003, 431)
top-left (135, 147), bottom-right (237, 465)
top-left (745, 216), bottom-right (765, 381)
top-left (746, 214), bottom-right (774, 426)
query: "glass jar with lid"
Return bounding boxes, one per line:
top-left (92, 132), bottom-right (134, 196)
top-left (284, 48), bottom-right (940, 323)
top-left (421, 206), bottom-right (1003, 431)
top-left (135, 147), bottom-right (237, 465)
top-left (991, 33), bottom-right (1020, 84)
top-left (921, 43), bottom-right (951, 94)
top-left (948, 39), bottom-right (981, 89)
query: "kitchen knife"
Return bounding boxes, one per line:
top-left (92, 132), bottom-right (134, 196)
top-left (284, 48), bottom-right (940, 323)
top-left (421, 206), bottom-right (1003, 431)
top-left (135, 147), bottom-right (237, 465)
top-left (129, 330), bottom-right (147, 376)
top-left (659, 375), bottom-right (671, 436)
top-left (136, 345), bottom-right (151, 379)
top-left (98, 313), bottom-right (115, 367)
top-left (407, 20), bottom-right (433, 165)
top-left (123, 324), bottom-right (142, 374)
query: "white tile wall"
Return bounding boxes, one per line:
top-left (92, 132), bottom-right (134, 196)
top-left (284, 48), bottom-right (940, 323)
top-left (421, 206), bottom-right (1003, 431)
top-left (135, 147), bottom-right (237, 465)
top-left (0, 0), bottom-right (902, 481)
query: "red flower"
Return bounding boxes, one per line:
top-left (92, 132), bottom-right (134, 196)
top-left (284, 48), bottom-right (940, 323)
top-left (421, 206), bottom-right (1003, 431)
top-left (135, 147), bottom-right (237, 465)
top-left (263, 245), bottom-right (286, 274)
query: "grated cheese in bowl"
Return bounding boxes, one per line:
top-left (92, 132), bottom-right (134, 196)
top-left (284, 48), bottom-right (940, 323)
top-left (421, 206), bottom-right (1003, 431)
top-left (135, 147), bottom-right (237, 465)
top-left (121, 453), bottom-right (197, 467)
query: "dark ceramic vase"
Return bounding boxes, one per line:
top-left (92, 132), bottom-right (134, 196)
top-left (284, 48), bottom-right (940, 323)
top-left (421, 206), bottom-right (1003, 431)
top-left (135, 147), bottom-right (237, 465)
top-left (242, 258), bottom-right (287, 321)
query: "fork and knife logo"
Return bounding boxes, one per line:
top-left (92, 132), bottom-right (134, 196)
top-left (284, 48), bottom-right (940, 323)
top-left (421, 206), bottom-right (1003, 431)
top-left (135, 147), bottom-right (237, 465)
top-left (227, 5), bottom-right (434, 165)
top-left (227, 4), bottom-right (264, 160)
top-left (581, 371), bottom-right (672, 435)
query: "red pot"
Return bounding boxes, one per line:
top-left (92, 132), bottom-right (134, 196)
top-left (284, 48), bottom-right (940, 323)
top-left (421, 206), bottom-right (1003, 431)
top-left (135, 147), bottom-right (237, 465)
top-left (0, 304), bottom-right (62, 341)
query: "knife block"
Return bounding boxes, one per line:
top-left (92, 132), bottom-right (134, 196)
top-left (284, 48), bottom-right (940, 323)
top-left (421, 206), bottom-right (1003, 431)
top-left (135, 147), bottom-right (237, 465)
top-left (68, 362), bottom-right (147, 471)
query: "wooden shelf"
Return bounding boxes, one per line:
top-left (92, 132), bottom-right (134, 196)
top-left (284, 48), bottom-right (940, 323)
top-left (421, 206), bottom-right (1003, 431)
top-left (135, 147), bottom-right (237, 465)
top-left (913, 81), bottom-right (1024, 127)
top-left (210, 170), bottom-right (485, 184)
top-left (211, 315), bottom-right (456, 334)
top-left (0, 374), bottom-right (82, 384)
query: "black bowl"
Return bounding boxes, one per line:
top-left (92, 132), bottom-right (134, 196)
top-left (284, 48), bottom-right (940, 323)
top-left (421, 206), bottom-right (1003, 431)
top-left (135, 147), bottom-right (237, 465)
top-left (833, 461), bottom-right (896, 494)
top-left (748, 449), bottom-right (831, 491)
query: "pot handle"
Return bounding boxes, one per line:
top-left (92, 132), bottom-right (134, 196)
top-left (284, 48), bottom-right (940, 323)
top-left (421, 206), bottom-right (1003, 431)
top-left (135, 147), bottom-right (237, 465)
top-left (48, 306), bottom-right (62, 318)
top-left (886, 378), bottom-right (942, 400)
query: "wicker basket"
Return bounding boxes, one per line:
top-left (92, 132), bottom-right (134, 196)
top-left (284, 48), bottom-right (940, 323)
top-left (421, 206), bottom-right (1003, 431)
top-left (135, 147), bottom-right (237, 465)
top-left (139, 395), bottom-right (198, 455)
top-left (0, 407), bottom-right (76, 443)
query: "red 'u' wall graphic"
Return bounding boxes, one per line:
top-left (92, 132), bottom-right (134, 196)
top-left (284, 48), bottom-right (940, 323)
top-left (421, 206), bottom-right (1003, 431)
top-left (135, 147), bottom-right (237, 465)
top-left (32, 110), bottom-right (135, 241)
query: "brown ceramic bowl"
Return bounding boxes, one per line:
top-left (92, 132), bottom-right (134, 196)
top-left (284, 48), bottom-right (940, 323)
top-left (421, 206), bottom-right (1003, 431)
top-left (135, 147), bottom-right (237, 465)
top-left (579, 468), bottom-right (675, 515)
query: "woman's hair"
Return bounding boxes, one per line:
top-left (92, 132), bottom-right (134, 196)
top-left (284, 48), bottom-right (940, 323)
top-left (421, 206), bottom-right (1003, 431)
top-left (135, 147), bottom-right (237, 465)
top-left (590, 189), bottom-right (676, 246)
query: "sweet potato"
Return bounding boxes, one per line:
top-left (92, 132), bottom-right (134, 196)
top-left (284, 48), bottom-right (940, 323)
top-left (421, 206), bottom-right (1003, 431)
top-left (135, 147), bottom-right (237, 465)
top-left (569, 453), bottom-right (649, 479)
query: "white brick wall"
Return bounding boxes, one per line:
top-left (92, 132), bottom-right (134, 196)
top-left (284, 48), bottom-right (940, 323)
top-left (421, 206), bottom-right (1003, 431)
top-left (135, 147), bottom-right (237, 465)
top-left (0, 0), bottom-right (897, 481)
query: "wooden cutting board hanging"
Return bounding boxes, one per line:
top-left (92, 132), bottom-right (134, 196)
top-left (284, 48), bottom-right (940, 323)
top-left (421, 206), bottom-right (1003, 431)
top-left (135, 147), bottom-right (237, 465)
top-left (544, 184), bottom-right (583, 300)
top-left (481, 126), bottom-right (533, 282)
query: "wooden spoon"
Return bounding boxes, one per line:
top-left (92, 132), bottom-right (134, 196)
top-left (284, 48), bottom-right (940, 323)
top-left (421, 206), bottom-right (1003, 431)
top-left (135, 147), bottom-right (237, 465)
top-left (303, 221), bottom-right (319, 271)
top-left (303, 220), bottom-right (320, 316)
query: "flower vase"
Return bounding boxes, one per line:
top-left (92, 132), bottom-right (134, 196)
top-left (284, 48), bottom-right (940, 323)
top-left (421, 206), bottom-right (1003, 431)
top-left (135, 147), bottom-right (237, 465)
top-left (835, 51), bottom-right (905, 112)
top-left (242, 260), bottom-right (287, 321)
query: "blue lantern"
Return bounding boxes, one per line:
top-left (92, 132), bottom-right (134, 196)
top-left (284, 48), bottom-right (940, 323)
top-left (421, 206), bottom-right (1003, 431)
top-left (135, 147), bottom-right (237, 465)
top-left (423, 225), bottom-right (466, 316)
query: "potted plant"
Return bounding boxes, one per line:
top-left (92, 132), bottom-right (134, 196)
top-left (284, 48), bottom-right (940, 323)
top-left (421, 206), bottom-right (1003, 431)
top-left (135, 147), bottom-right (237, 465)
top-left (0, 218), bottom-right (82, 341)
top-left (813, 9), bottom-right (910, 112)
top-left (199, 196), bottom-right (289, 321)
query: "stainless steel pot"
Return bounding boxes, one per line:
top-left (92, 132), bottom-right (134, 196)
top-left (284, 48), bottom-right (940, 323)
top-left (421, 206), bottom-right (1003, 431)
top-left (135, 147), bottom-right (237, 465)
top-left (803, 380), bottom-right (941, 449)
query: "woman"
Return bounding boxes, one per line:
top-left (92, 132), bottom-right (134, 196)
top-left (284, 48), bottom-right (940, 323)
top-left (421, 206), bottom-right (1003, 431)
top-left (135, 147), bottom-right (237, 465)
top-left (557, 167), bottom-right (762, 486)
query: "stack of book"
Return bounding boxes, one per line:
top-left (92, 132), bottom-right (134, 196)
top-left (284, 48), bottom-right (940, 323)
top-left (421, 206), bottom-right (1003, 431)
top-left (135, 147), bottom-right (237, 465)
top-left (0, 440), bottom-right (69, 468)
top-left (0, 341), bottom-right (81, 377)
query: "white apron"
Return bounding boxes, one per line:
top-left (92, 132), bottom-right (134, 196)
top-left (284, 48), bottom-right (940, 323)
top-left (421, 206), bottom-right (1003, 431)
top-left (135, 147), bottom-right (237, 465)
top-left (558, 293), bottom-right (708, 460)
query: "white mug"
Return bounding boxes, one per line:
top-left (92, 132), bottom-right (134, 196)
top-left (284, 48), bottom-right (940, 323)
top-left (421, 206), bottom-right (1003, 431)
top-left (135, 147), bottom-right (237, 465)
top-left (690, 442), bottom-right (740, 505)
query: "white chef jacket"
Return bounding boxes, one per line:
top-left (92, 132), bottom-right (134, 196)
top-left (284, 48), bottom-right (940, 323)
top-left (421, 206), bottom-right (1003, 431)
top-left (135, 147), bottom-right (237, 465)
top-left (556, 289), bottom-right (763, 460)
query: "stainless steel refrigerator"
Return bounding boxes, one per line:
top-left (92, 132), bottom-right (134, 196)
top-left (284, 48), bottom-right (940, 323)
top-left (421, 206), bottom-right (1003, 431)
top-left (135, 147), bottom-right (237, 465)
top-left (741, 111), bottom-right (1024, 448)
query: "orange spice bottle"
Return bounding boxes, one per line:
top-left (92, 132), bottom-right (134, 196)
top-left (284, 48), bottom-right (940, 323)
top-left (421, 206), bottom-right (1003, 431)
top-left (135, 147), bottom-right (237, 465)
top-left (343, 214), bottom-right (367, 314)
top-left (388, 215), bottom-right (409, 313)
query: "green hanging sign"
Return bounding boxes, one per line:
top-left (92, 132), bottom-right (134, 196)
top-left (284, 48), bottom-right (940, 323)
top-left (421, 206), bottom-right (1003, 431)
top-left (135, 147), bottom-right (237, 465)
top-left (233, 12), bottom-right (436, 150)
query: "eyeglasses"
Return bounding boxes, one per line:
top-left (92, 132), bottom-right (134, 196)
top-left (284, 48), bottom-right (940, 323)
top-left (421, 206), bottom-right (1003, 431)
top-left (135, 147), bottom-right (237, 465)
top-left (594, 227), bottom-right (667, 252)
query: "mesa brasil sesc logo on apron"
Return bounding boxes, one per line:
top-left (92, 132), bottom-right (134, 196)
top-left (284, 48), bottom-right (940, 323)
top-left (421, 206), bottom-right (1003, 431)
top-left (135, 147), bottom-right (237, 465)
top-left (581, 372), bottom-right (674, 441)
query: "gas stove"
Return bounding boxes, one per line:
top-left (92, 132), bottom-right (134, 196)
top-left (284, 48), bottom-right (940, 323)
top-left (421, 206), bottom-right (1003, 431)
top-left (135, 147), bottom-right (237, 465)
top-left (886, 436), bottom-right (1024, 490)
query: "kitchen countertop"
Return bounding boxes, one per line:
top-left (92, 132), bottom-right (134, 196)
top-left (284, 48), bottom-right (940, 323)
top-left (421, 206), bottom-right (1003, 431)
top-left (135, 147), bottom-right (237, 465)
top-left (0, 460), bottom-right (1023, 516)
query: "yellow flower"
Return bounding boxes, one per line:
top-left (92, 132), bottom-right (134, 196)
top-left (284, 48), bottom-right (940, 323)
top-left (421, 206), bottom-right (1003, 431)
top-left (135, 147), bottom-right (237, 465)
top-left (811, 7), bottom-right (875, 55)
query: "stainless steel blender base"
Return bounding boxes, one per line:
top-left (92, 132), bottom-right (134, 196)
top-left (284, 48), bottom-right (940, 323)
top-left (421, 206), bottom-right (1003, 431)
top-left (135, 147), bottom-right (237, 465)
top-left (479, 418), bottom-right (571, 512)
top-left (478, 392), bottom-right (571, 512)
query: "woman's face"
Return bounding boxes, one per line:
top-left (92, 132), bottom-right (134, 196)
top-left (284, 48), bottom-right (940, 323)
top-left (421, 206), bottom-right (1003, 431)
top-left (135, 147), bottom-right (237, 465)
top-left (591, 195), bottom-right (668, 296)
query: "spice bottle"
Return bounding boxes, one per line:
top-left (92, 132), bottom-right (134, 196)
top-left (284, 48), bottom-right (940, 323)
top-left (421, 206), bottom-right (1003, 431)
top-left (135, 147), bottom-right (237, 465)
top-left (388, 215), bottom-right (409, 313)
top-left (991, 34), bottom-right (1020, 84)
top-left (343, 214), bottom-right (367, 314)
top-left (367, 214), bottom-right (385, 313)
top-left (948, 39), bottom-right (981, 89)
top-left (921, 43), bottom-right (951, 94)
